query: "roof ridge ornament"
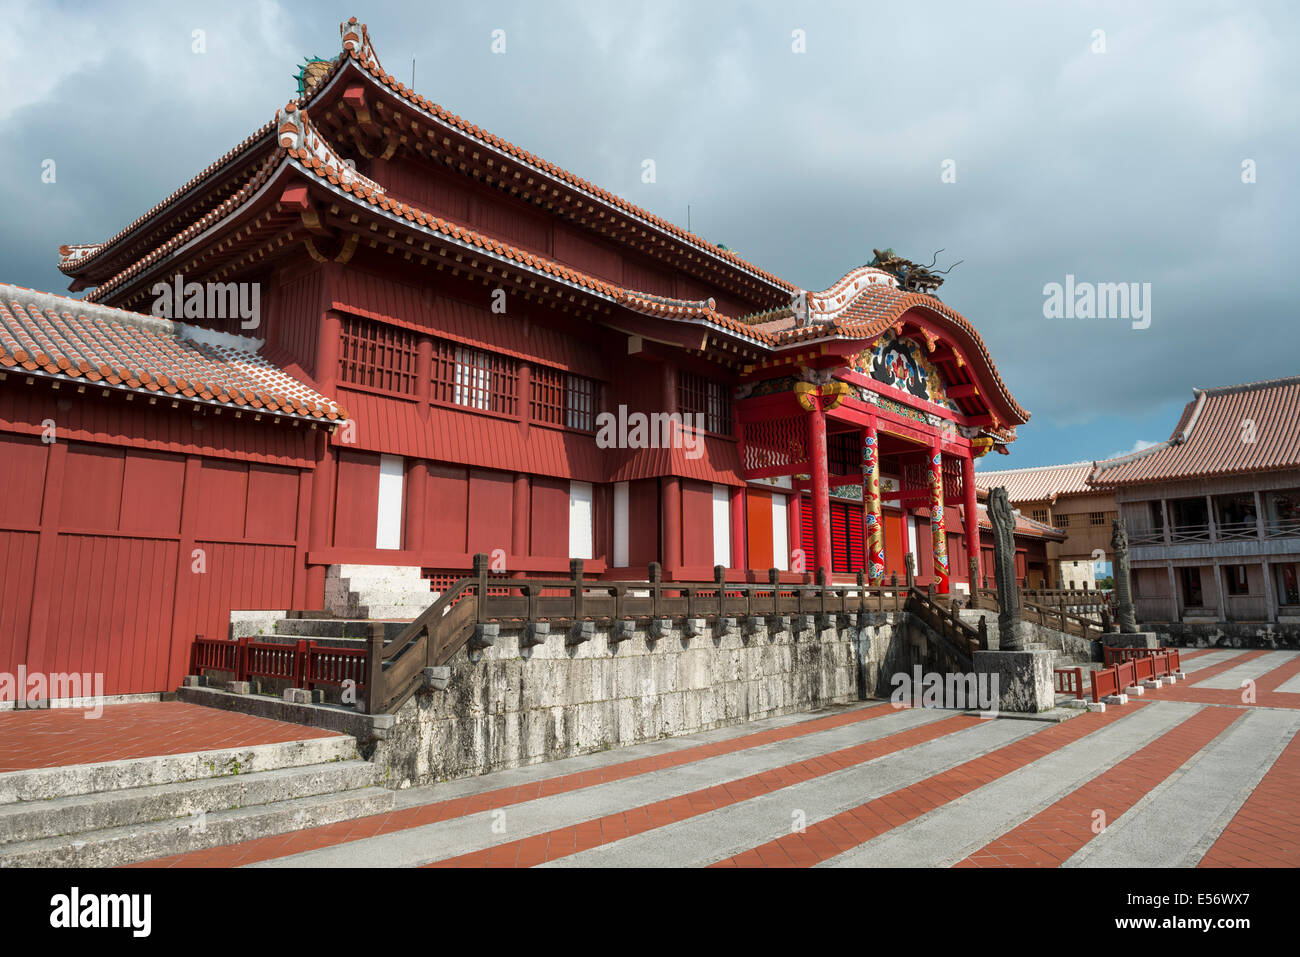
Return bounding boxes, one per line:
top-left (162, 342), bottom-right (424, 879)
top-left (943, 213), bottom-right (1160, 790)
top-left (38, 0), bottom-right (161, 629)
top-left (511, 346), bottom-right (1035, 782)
top-left (868, 248), bottom-right (962, 294)
top-left (276, 102), bottom-right (385, 195)
top-left (341, 17), bottom-right (382, 73)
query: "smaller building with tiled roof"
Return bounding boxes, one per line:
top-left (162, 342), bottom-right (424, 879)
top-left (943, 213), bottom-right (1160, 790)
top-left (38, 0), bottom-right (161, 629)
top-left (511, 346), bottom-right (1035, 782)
top-left (1086, 376), bottom-right (1300, 629)
top-left (974, 459), bottom-right (1118, 589)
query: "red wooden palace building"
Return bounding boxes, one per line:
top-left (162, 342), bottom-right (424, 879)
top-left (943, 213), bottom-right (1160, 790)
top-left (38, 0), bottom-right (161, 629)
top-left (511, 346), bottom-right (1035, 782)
top-left (0, 18), bottom-right (1057, 697)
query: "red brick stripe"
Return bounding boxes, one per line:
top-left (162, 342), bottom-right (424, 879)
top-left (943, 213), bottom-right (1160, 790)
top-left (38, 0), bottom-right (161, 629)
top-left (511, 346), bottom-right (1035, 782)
top-left (0, 701), bottom-right (339, 773)
top-left (958, 705), bottom-right (1240, 867)
top-left (423, 714), bottom-right (981, 868)
top-left (714, 706), bottom-right (1134, 867)
top-left (1146, 651), bottom-right (1300, 711)
top-left (1199, 723), bottom-right (1300, 868)
top-left (132, 702), bottom-right (906, 868)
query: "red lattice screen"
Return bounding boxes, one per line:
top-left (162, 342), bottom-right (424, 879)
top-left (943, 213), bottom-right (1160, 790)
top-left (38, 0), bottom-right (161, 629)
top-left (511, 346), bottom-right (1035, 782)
top-left (741, 415), bottom-right (808, 475)
top-left (431, 340), bottom-right (518, 415)
top-left (338, 316), bottom-right (418, 395)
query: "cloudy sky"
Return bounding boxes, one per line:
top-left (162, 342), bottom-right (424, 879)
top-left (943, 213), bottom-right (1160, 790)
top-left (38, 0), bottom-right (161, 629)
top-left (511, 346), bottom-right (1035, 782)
top-left (3, 0), bottom-right (1296, 468)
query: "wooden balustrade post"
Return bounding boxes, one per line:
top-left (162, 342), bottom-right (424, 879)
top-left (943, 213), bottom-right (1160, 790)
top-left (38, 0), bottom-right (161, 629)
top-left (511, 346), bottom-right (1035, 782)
top-left (649, 562), bottom-right (662, 618)
top-left (857, 572), bottom-right (866, 615)
top-left (889, 572), bottom-right (898, 611)
top-left (905, 553), bottom-right (915, 589)
top-left (295, 638), bottom-right (309, 690)
top-left (769, 567), bottom-right (781, 615)
top-left (1059, 596), bottom-right (1067, 632)
top-left (978, 615), bottom-right (988, 651)
top-left (715, 565), bottom-right (727, 618)
top-left (571, 558), bottom-right (585, 620)
top-left (365, 621), bottom-right (385, 714)
top-left (236, 635), bottom-right (249, 684)
top-left (473, 552), bottom-right (490, 622)
top-left (816, 567), bottom-right (827, 620)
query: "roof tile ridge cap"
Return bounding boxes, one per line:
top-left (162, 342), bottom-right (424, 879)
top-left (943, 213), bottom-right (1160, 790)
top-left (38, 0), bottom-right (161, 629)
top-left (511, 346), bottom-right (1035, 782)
top-left (57, 119), bottom-right (279, 275)
top-left (1091, 437), bottom-right (1176, 474)
top-left (1199, 374), bottom-right (1300, 395)
top-left (1175, 388), bottom-right (1209, 443)
top-left (976, 459), bottom-right (1096, 475)
top-left (85, 151), bottom-right (286, 304)
top-left (1, 283), bottom-right (175, 337)
top-left (346, 47), bottom-right (793, 293)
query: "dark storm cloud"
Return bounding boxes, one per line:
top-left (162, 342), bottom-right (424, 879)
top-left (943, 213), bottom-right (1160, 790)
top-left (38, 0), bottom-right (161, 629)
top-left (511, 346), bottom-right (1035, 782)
top-left (3, 0), bottom-right (1295, 466)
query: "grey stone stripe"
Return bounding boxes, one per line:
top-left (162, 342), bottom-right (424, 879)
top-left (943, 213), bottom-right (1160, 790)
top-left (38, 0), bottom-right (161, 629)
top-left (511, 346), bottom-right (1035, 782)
top-left (540, 717), bottom-right (1041, 868)
top-left (249, 704), bottom-right (956, 867)
top-left (820, 701), bottom-right (1202, 868)
top-left (1193, 651), bottom-right (1299, 690)
top-left (389, 701), bottom-right (892, 810)
top-left (1065, 707), bottom-right (1300, 868)
top-left (1273, 671), bottom-right (1300, 695)
top-left (1179, 650), bottom-right (1247, 676)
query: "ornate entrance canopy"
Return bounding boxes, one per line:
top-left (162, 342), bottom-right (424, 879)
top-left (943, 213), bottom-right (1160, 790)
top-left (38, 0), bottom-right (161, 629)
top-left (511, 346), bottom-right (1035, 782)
top-left (734, 262), bottom-right (1029, 591)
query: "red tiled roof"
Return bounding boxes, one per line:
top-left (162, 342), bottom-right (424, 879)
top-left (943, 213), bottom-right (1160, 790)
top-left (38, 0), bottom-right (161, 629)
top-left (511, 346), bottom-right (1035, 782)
top-left (66, 98), bottom-right (1028, 443)
top-left (0, 285), bottom-right (345, 422)
top-left (330, 17), bottom-right (795, 295)
top-left (58, 123), bottom-right (278, 277)
top-left (61, 17), bottom-right (792, 300)
top-left (974, 461), bottom-right (1099, 503)
top-left (970, 504), bottom-right (1067, 541)
top-left (1088, 376), bottom-right (1300, 487)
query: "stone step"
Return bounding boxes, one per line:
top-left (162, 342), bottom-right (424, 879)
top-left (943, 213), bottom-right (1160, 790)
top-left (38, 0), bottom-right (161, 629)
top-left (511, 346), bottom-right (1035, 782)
top-left (0, 735), bottom-right (359, 805)
top-left (272, 619), bottom-right (411, 640)
top-left (0, 785), bottom-right (394, 867)
top-left (0, 759), bottom-right (378, 846)
top-left (327, 564), bottom-right (428, 585)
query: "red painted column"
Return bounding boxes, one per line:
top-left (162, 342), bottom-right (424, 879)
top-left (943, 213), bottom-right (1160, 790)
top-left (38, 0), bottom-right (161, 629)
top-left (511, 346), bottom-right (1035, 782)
top-left (729, 486), bottom-right (746, 572)
top-left (788, 488), bottom-right (803, 574)
top-left (961, 452), bottom-right (980, 589)
top-left (404, 459), bottom-right (429, 555)
top-left (306, 310), bottom-right (342, 601)
top-left (928, 443), bottom-right (950, 593)
top-left (511, 472), bottom-right (530, 575)
top-left (808, 404), bottom-right (831, 580)
top-left (861, 419), bottom-right (885, 583)
top-left (662, 475), bottom-right (681, 578)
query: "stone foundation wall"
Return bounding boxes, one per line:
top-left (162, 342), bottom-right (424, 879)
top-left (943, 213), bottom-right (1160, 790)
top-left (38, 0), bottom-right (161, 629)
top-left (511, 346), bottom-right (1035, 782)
top-left (372, 616), bottom-right (869, 788)
top-left (1146, 621), bottom-right (1300, 650)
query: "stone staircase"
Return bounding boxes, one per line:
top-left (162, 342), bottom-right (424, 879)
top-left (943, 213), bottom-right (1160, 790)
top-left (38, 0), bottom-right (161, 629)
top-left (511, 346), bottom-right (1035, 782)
top-left (324, 564), bottom-right (434, 620)
top-left (0, 734), bottom-right (394, 867)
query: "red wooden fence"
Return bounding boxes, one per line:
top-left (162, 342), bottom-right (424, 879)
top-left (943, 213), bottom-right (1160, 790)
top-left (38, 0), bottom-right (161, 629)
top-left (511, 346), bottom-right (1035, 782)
top-left (190, 635), bottom-right (368, 694)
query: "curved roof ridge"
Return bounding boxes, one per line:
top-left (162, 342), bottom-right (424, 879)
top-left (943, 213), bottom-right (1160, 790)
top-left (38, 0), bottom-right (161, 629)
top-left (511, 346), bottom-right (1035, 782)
top-left (977, 459), bottom-right (1096, 475)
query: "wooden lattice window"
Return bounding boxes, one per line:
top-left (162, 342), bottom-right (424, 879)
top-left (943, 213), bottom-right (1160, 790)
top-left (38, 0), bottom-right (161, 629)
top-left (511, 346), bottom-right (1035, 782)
top-left (430, 339), bottom-right (518, 415)
top-left (530, 367), bottom-right (598, 431)
top-left (1031, 508), bottom-right (1049, 525)
top-left (678, 372), bottom-right (732, 434)
top-left (1057, 514), bottom-right (1071, 528)
top-left (337, 316), bottom-right (418, 395)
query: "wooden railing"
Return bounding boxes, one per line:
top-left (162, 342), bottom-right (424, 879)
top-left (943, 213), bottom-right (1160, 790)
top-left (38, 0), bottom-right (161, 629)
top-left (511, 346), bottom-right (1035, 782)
top-left (968, 580), bottom-right (1111, 643)
top-left (190, 635), bottom-right (369, 695)
top-left (366, 556), bottom-right (917, 715)
top-left (907, 583), bottom-right (988, 670)
top-left (1053, 667), bottom-right (1084, 700)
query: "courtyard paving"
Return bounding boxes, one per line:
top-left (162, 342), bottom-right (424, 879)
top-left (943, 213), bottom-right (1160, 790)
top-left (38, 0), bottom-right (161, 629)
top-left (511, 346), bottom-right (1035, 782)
top-left (123, 646), bottom-right (1300, 868)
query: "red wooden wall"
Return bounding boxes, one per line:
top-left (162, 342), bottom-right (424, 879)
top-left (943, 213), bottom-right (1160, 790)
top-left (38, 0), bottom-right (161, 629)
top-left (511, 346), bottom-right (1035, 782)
top-left (0, 392), bottom-right (314, 698)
